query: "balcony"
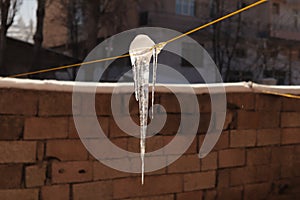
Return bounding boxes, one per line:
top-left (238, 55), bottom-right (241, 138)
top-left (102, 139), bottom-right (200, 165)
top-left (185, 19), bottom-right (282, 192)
top-left (139, 11), bottom-right (203, 32)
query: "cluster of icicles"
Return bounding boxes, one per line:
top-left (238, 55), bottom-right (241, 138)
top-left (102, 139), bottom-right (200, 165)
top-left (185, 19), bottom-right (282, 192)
top-left (129, 35), bottom-right (165, 184)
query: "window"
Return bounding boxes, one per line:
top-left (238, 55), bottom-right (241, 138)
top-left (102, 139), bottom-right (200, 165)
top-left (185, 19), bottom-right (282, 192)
top-left (272, 3), bottom-right (280, 15)
top-left (176, 0), bottom-right (195, 16)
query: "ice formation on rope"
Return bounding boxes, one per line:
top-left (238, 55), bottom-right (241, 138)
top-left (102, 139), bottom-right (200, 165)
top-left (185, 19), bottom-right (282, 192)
top-left (129, 35), bottom-right (164, 184)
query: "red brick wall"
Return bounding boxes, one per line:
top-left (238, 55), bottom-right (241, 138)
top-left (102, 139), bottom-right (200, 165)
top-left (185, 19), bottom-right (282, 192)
top-left (0, 87), bottom-right (300, 200)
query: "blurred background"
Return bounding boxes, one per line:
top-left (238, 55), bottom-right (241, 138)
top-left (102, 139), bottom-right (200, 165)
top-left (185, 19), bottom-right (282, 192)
top-left (0, 0), bottom-right (299, 84)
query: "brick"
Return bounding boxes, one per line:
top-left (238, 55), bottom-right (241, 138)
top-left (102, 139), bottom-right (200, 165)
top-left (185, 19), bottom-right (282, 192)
top-left (163, 135), bottom-right (197, 155)
top-left (0, 116), bottom-right (23, 140)
top-left (247, 147), bottom-right (271, 166)
top-left (25, 163), bottom-right (47, 187)
top-left (230, 165), bottom-right (276, 186)
top-left (160, 93), bottom-right (198, 114)
top-left (0, 141), bottom-right (36, 163)
top-left (177, 191), bottom-right (203, 200)
top-left (204, 190), bottom-right (216, 200)
top-left (46, 140), bottom-right (88, 161)
top-left (0, 164), bottom-right (23, 189)
top-left (39, 91), bottom-right (76, 116)
top-left (160, 94), bottom-right (180, 113)
top-left (256, 94), bottom-right (281, 111)
top-left (201, 151), bottom-right (217, 171)
top-left (160, 114), bottom-right (181, 135)
top-left (226, 93), bottom-right (255, 110)
top-left (271, 146), bottom-right (294, 164)
top-left (198, 94), bottom-right (211, 112)
top-left (73, 181), bottom-right (112, 200)
top-left (257, 129), bottom-right (281, 146)
top-left (0, 89), bottom-right (38, 115)
top-left (113, 175), bottom-right (182, 199)
top-left (183, 171), bottom-right (216, 191)
top-left (236, 111), bottom-right (258, 129)
top-left (217, 169), bottom-right (230, 188)
top-left (218, 149), bottom-right (245, 168)
top-left (95, 94), bottom-right (114, 116)
top-left (258, 111), bottom-right (280, 128)
top-left (110, 115), bottom-right (139, 138)
top-left (93, 161), bottom-right (129, 180)
top-left (126, 195), bottom-right (174, 200)
top-left (0, 189), bottom-right (39, 200)
top-left (37, 141), bottom-right (45, 161)
top-left (167, 154), bottom-right (200, 173)
top-left (197, 113), bottom-right (211, 133)
top-left (282, 97), bottom-right (300, 111)
top-left (41, 184), bottom-right (70, 200)
top-left (281, 112), bottom-right (300, 127)
top-left (51, 161), bottom-right (92, 183)
top-left (199, 131), bottom-right (229, 151)
top-left (69, 116), bottom-right (109, 138)
top-left (24, 117), bottom-right (68, 140)
top-left (281, 128), bottom-right (300, 144)
top-left (217, 186), bottom-right (242, 200)
top-left (163, 135), bottom-right (197, 156)
top-left (230, 130), bottom-right (256, 147)
top-left (244, 182), bottom-right (271, 200)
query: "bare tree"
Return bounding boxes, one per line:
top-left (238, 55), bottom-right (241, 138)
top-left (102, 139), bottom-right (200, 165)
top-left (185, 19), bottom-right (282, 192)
top-left (0, 0), bottom-right (21, 74)
top-left (210, 0), bottom-right (243, 81)
top-left (30, 0), bottom-right (46, 77)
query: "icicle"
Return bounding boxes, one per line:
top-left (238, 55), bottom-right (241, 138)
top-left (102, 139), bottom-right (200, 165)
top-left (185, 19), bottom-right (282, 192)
top-left (129, 35), bottom-right (164, 184)
top-left (151, 42), bottom-right (165, 119)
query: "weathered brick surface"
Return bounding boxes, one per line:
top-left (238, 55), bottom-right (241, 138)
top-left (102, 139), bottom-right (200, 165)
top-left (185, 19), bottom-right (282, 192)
top-left (258, 111), bottom-right (280, 128)
top-left (256, 94), bottom-right (281, 111)
top-left (0, 164), bottom-right (23, 189)
top-left (201, 151), bottom-right (217, 171)
top-left (69, 116), bottom-right (109, 138)
top-left (257, 129), bottom-right (281, 146)
top-left (167, 154), bottom-right (200, 173)
top-left (25, 164), bottom-right (47, 187)
top-left (121, 194), bottom-right (175, 200)
top-left (0, 141), bottom-right (36, 163)
top-left (113, 175), bottom-right (182, 199)
top-left (0, 89), bottom-right (38, 115)
top-left (73, 181), bottom-right (112, 200)
top-left (247, 147), bottom-right (271, 166)
top-left (244, 182), bottom-right (271, 200)
top-left (217, 186), bottom-right (243, 200)
top-left (39, 91), bottom-right (75, 116)
top-left (0, 116), bottom-right (23, 140)
top-left (218, 149), bottom-right (245, 168)
top-left (183, 171), bottom-right (216, 191)
top-left (93, 161), bottom-right (129, 180)
top-left (46, 140), bottom-right (88, 161)
top-left (1, 87), bottom-right (300, 200)
top-left (230, 130), bottom-right (256, 147)
top-left (41, 184), bottom-right (70, 200)
top-left (199, 131), bottom-right (229, 151)
top-left (236, 111), bottom-right (258, 129)
top-left (176, 190), bottom-right (203, 200)
top-left (281, 112), bottom-right (300, 127)
top-left (24, 117), bottom-right (68, 139)
top-left (227, 93), bottom-right (255, 110)
top-left (51, 161), bottom-right (92, 184)
top-left (281, 128), bottom-right (300, 144)
top-left (0, 189), bottom-right (39, 200)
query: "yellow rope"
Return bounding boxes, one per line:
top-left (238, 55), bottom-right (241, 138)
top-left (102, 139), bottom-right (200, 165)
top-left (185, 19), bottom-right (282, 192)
top-left (261, 90), bottom-right (300, 99)
top-left (8, 0), bottom-right (267, 78)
